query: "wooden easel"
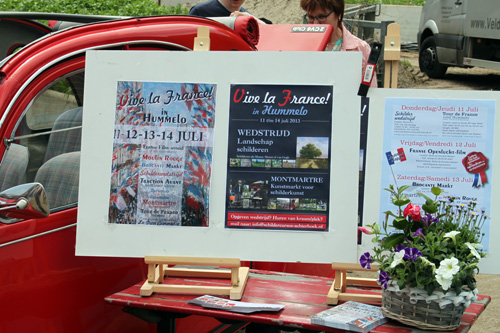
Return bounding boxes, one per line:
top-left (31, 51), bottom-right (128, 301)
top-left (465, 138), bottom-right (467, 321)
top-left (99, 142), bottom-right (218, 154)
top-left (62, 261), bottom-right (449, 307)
top-left (140, 256), bottom-right (250, 300)
top-left (383, 23), bottom-right (401, 88)
top-left (142, 29), bottom-right (245, 299)
top-left (326, 262), bottom-right (382, 305)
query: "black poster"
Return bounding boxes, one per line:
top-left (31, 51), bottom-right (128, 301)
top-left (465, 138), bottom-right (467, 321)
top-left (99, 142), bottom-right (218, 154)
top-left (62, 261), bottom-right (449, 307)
top-left (225, 84), bottom-right (333, 231)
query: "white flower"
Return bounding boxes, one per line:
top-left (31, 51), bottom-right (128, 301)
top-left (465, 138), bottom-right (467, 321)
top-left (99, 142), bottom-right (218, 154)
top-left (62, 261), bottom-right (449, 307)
top-left (419, 256), bottom-right (436, 272)
top-left (436, 257), bottom-right (460, 279)
top-left (444, 231), bottom-right (461, 245)
top-left (436, 272), bottom-right (453, 290)
top-left (390, 249), bottom-right (405, 268)
top-left (444, 231), bottom-right (460, 239)
top-left (465, 242), bottom-right (481, 259)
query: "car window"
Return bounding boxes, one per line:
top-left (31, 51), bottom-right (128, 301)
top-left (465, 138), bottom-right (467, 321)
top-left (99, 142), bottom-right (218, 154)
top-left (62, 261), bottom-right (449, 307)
top-left (25, 81), bottom-right (78, 131)
top-left (0, 70), bottom-right (84, 213)
top-left (0, 42), bottom-right (183, 220)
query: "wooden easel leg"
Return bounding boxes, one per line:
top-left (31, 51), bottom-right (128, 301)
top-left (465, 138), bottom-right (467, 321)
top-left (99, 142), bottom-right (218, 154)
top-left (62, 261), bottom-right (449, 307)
top-left (147, 263), bottom-right (156, 282)
top-left (141, 280), bottom-right (154, 296)
top-left (231, 267), bottom-right (239, 286)
top-left (142, 263), bottom-right (160, 296)
top-left (229, 267), bottom-right (250, 300)
top-left (391, 60), bottom-right (399, 88)
top-left (327, 269), bottom-right (343, 305)
top-left (384, 60), bottom-right (392, 88)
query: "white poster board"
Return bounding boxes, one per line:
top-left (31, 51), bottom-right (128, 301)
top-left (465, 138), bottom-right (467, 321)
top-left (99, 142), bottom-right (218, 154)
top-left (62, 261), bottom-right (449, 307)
top-left (361, 88), bottom-right (500, 274)
top-left (76, 51), bottom-right (362, 263)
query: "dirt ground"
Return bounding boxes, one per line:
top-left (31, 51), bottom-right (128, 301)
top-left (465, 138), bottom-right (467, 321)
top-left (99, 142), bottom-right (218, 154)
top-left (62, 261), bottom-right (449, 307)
top-left (398, 51), bottom-right (500, 91)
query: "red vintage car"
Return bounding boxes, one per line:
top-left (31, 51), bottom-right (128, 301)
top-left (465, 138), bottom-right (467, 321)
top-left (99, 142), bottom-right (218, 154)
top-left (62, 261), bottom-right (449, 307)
top-left (0, 13), bottom-right (332, 332)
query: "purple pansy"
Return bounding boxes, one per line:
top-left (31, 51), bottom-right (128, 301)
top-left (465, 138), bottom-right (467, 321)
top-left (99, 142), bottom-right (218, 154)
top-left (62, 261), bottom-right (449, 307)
top-left (378, 270), bottom-right (391, 289)
top-left (360, 252), bottom-right (372, 269)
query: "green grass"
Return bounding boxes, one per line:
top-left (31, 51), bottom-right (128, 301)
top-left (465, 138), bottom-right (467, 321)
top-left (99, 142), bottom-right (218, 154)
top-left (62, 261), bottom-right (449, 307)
top-left (401, 59), bottom-right (412, 67)
top-left (0, 0), bottom-right (187, 16)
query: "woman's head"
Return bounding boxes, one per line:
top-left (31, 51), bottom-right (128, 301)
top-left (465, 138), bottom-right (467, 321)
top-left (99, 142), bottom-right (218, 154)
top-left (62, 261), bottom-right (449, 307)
top-left (300, 0), bottom-right (344, 27)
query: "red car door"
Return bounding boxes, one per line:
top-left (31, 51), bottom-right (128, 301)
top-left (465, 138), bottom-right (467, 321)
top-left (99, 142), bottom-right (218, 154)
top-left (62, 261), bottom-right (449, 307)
top-left (0, 16), bottom-right (254, 332)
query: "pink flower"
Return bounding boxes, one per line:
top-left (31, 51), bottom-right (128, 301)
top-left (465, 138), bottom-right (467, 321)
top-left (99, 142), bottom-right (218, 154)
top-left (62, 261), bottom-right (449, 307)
top-left (403, 203), bottom-right (421, 221)
top-left (358, 227), bottom-right (373, 235)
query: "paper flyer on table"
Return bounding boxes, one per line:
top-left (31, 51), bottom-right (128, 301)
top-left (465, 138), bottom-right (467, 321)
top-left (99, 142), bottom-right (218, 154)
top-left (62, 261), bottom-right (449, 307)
top-left (310, 301), bottom-right (387, 332)
top-left (188, 295), bottom-right (284, 314)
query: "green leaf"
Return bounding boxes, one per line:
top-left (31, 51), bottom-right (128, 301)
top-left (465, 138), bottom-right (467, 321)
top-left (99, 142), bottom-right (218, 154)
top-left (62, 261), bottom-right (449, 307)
top-left (392, 194), bottom-right (411, 207)
top-left (383, 210), bottom-right (398, 218)
top-left (417, 192), bottom-right (433, 202)
top-left (384, 185), bottom-right (396, 195)
top-left (422, 201), bottom-right (438, 214)
top-left (397, 185), bottom-right (411, 194)
top-left (431, 187), bottom-right (442, 196)
top-left (382, 233), bottom-right (406, 250)
top-left (392, 217), bottom-right (408, 230)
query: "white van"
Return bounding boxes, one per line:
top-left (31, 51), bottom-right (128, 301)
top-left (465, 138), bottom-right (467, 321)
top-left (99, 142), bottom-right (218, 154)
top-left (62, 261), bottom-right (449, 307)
top-left (418, 0), bottom-right (500, 77)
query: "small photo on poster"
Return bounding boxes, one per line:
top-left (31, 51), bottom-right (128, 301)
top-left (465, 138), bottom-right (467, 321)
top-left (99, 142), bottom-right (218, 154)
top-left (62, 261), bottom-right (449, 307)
top-left (296, 137), bottom-right (329, 169)
top-left (267, 198), bottom-right (277, 210)
top-left (299, 198), bottom-right (317, 210)
top-left (277, 198), bottom-right (290, 210)
top-left (228, 179), bottom-right (269, 210)
top-left (271, 159), bottom-right (283, 168)
top-left (252, 159), bottom-right (266, 167)
top-left (241, 159), bottom-right (252, 167)
top-left (229, 158), bottom-right (240, 167)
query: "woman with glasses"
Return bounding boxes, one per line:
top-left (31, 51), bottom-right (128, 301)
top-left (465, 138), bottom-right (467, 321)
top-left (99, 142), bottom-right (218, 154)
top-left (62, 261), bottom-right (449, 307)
top-left (300, 0), bottom-right (377, 87)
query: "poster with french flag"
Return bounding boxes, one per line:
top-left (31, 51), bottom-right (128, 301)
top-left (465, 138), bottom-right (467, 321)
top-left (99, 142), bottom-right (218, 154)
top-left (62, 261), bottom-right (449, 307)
top-left (386, 148), bottom-right (406, 165)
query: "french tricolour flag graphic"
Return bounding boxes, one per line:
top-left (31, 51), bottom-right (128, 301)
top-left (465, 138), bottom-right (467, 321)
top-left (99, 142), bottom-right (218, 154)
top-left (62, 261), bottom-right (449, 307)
top-left (386, 148), bottom-right (407, 165)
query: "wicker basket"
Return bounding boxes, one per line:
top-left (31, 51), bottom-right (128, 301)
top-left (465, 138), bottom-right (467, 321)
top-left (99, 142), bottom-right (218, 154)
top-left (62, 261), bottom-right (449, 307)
top-left (381, 287), bottom-right (468, 331)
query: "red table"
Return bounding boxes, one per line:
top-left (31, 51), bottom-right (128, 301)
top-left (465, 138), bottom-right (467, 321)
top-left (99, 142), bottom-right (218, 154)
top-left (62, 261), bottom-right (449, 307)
top-left (105, 269), bottom-right (490, 332)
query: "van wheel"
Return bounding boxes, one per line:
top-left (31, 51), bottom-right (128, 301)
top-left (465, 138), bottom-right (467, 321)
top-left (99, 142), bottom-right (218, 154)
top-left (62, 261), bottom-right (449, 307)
top-left (419, 36), bottom-right (447, 78)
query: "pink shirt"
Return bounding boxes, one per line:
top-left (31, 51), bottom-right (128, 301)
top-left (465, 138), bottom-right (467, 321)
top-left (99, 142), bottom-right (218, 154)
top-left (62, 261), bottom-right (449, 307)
top-left (340, 24), bottom-right (378, 88)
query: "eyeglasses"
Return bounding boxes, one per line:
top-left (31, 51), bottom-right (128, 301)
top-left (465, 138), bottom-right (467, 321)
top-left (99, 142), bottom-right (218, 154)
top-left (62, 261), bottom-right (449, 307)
top-left (304, 10), bottom-right (335, 23)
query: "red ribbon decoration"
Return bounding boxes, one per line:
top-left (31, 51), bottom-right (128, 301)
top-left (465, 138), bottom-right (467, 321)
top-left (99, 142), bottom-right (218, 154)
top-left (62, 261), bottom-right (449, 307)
top-left (462, 152), bottom-right (488, 187)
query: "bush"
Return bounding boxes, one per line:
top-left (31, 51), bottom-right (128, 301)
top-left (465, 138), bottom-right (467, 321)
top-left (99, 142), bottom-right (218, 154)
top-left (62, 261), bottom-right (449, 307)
top-left (0, 0), bottom-right (188, 17)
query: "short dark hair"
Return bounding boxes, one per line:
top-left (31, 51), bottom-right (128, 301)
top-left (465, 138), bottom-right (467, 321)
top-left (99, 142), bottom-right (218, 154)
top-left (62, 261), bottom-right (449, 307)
top-left (300, 0), bottom-right (345, 25)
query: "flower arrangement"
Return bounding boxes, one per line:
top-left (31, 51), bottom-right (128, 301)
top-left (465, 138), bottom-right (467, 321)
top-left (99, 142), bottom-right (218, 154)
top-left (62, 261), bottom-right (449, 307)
top-left (359, 184), bottom-right (487, 296)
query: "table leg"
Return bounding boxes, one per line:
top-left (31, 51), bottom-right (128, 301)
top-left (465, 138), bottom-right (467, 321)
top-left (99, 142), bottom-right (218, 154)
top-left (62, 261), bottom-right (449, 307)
top-left (123, 307), bottom-right (188, 333)
top-left (210, 321), bottom-right (250, 332)
top-left (157, 318), bottom-right (175, 333)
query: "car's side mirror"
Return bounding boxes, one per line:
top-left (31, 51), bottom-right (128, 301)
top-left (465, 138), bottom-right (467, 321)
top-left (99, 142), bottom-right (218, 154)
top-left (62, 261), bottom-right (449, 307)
top-left (0, 183), bottom-right (49, 223)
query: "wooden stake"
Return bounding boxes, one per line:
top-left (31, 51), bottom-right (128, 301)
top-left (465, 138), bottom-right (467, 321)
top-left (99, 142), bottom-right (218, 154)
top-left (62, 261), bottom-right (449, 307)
top-left (383, 23), bottom-right (401, 88)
